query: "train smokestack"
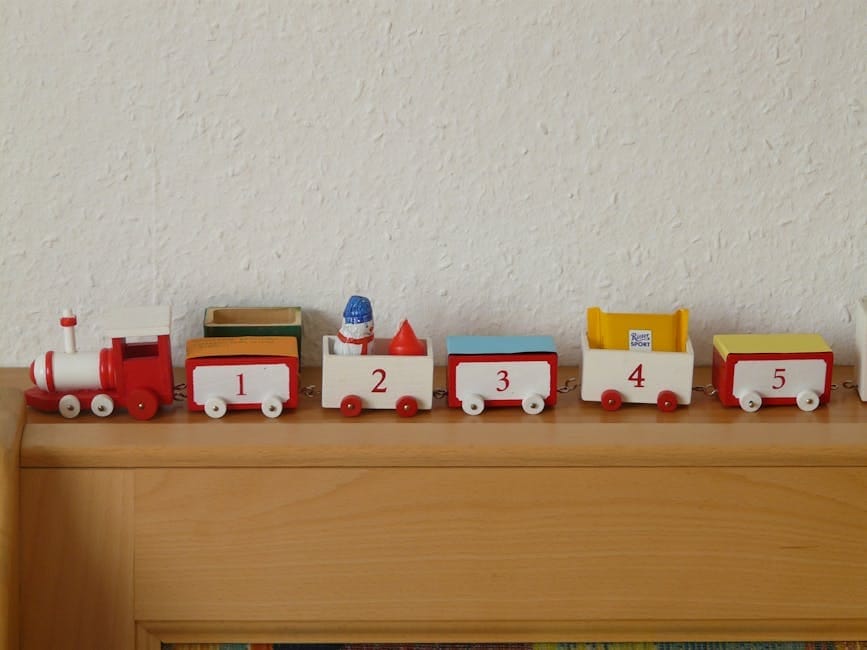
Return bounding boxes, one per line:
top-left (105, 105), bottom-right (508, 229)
top-left (60, 309), bottom-right (77, 354)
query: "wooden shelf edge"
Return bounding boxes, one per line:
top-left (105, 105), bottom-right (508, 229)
top-left (0, 387), bottom-right (23, 650)
top-left (4, 367), bottom-right (864, 469)
top-left (141, 618), bottom-right (867, 643)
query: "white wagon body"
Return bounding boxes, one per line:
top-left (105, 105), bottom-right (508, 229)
top-left (321, 335), bottom-right (434, 412)
top-left (581, 332), bottom-right (695, 408)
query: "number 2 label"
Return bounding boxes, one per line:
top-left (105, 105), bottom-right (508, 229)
top-left (371, 368), bottom-right (388, 393)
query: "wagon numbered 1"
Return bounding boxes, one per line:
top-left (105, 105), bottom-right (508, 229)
top-left (581, 307), bottom-right (694, 411)
top-left (321, 335), bottom-right (434, 417)
top-left (186, 336), bottom-right (299, 418)
top-left (712, 334), bottom-right (833, 412)
top-left (447, 336), bottom-right (558, 415)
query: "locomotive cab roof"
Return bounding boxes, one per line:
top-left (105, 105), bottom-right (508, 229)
top-left (103, 306), bottom-right (171, 339)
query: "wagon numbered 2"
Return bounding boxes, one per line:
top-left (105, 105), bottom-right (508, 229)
top-left (321, 335), bottom-right (434, 417)
top-left (712, 334), bottom-right (833, 412)
top-left (447, 336), bottom-right (558, 415)
top-left (186, 336), bottom-right (299, 418)
top-left (581, 307), bottom-right (694, 411)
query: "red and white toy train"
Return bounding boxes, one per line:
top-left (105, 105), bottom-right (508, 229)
top-left (23, 299), bottom-right (867, 420)
top-left (26, 307), bottom-right (175, 420)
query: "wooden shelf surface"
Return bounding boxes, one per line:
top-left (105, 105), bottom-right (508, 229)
top-left (3, 366), bottom-right (867, 644)
top-left (2, 366), bottom-right (864, 469)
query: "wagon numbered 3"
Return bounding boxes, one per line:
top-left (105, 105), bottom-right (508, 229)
top-left (447, 336), bottom-right (558, 415)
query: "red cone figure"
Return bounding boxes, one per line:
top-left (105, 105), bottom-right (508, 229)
top-left (388, 319), bottom-right (426, 356)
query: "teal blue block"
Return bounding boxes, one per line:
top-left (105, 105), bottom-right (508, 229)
top-left (447, 335), bottom-right (557, 356)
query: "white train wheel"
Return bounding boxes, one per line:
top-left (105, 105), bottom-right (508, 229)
top-left (204, 397), bottom-right (228, 419)
top-left (796, 390), bottom-right (820, 412)
top-left (58, 394), bottom-right (81, 419)
top-left (739, 390), bottom-right (762, 412)
top-left (462, 394), bottom-right (485, 416)
top-left (521, 393), bottom-right (545, 415)
top-left (91, 393), bottom-right (114, 417)
top-left (261, 395), bottom-right (283, 418)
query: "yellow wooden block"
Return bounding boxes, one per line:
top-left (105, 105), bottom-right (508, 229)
top-left (586, 307), bottom-right (689, 353)
top-left (713, 333), bottom-right (831, 359)
top-left (186, 336), bottom-right (298, 359)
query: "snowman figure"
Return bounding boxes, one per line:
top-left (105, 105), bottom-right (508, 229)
top-left (334, 295), bottom-right (374, 355)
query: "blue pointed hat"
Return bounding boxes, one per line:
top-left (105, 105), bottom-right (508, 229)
top-left (343, 295), bottom-right (373, 324)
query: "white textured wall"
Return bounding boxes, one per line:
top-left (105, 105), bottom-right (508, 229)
top-left (1, 1), bottom-right (865, 368)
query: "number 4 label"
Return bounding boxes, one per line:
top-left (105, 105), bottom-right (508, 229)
top-left (628, 364), bottom-right (646, 388)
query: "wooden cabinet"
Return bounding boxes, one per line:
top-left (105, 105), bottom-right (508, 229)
top-left (2, 368), bottom-right (866, 649)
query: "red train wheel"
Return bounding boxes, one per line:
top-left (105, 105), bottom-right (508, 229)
top-left (128, 388), bottom-right (159, 420)
top-left (340, 394), bottom-right (363, 417)
top-left (600, 389), bottom-right (622, 411)
top-left (396, 395), bottom-right (419, 418)
top-left (657, 390), bottom-right (678, 412)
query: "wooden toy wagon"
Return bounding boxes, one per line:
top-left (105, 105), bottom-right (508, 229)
top-left (581, 307), bottom-right (694, 411)
top-left (186, 336), bottom-right (299, 418)
top-left (446, 336), bottom-right (558, 415)
top-left (712, 333), bottom-right (833, 412)
top-left (321, 333), bottom-right (434, 417)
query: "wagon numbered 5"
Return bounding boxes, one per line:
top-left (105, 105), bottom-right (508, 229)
top-left (712, 334), bottom-right (833, 412)
top-left (447, 336), bottom-right (558, 415)
top-left (186, 336), bottom-right (299, 418)
top-left (321, 335), bottom-right (434, 417)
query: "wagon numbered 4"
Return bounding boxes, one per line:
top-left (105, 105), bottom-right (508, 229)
top-left (447, 336), bottom-right (558, 415)
top-left (581, 307), bottom-right (694, 411)
top-left (321, 335), bottom-right (434, 417)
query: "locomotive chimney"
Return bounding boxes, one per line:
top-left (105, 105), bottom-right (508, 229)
top-left (60, 309), bottom-right (78, 354)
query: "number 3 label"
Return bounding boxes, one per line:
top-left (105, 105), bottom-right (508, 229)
top-left (496, 370), bottom-right (510, 392)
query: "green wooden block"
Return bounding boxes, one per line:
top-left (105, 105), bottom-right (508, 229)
top-left (203, 307), bottom-right (303, 351)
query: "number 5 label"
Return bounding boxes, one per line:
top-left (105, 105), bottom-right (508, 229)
top-left (732, 359), bottom-right (827, 399)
